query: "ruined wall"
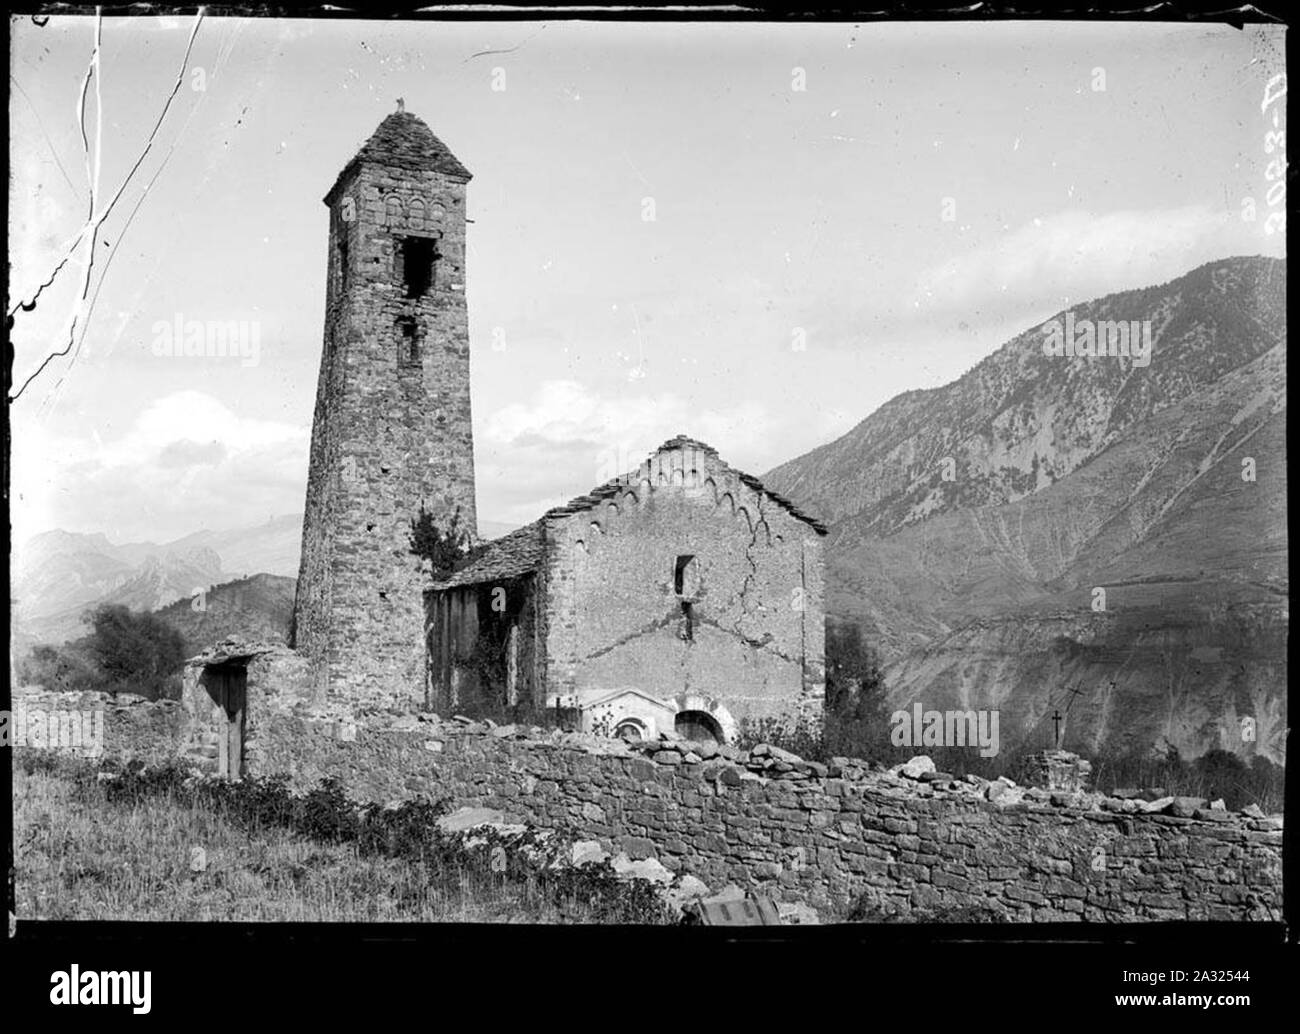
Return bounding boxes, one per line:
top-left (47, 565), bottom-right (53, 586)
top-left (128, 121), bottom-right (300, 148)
top-left (541, 443), bottom-right (826, 730)
top-left (425, 577), bottom-right (539, 715)
top-left (249, 714), bottom-right (1282, 920)
top-left (180, 646), bottom-right (314, 772)
top-left (294, 138), bottom-right (475, 710)
top-left (9, 688), bottom-right (187, 766)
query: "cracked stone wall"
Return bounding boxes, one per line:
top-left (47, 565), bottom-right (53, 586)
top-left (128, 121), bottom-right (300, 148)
top-left (540, 443), bottom-right (826, 729)
top-left (293, 158), bottom-right (475, 710)
top-left (247, 712), bottom-right (1282, 920)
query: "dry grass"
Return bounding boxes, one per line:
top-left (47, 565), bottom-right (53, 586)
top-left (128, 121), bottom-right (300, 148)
top-left (13, 759), bottom-right (662, 924)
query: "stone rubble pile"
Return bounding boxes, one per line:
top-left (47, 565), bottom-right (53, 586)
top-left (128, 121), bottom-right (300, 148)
top-left (335, 713), bottom-right (1283, 831)
top-left (426, 803), bottom-right (814, 922)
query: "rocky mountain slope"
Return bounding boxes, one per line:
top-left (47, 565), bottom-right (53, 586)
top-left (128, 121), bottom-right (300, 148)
top-left (161, 514), bottom-right (304, 581)
top-left (12, 502), bottom-right (517, 670)
top-left (13, 513), bottom-right (510, 648)
top-left (12, 516), bottom-right (302, 649)
top-left (14, 544), bottom-right (225, 648)
top-left (764, 256), bottom-right (1287, 764)
top-left (153, 573), bottom-right (296, 656)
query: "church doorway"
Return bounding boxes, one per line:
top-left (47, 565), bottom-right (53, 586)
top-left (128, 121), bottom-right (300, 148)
top-left (675, 710), bottom-right (723, 746)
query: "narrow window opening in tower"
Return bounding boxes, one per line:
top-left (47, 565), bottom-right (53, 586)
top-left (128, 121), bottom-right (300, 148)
top-left (338, 238), bottom-right (349, 289)
top-left (397, 317), bottom-right (421, 367)
top-left (397, 235), bottom-right (437, 298)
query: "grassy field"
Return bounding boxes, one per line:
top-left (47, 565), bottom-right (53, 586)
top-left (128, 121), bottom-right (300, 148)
top-left (13, 753), bottom-right (671, 924)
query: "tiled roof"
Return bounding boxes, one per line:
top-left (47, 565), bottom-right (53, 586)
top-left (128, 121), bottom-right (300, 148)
top-left (326, 110), bottom-right (471, 201)
top-left (732, 472), bottom-right (829, 535)
top-left (431, 522), bottom-right (544, 589)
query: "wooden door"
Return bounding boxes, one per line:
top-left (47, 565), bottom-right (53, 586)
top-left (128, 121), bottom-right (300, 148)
top-left (214, 667), bottom-right (247, 779)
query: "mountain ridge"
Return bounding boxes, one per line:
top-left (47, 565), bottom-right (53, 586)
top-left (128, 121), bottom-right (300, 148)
top-left (764, 254), bottom-right (1287, 763)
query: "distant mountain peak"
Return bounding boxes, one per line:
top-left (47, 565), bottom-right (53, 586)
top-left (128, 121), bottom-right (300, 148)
top-left (760, 254), bottom-right (1286, 764)
top-left (764, 254), bottom-right (1285, 534)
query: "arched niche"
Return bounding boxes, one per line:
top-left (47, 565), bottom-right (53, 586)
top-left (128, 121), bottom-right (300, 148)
top-left (384, 195), bottom-right (404, 227)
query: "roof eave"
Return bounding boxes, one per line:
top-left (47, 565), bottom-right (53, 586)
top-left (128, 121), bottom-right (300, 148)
top-left (323, 157), bottom-right (472, 207)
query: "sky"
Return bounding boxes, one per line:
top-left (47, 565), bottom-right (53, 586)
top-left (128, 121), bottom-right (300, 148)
top-left (8, 16), bottom-right (1287, 548)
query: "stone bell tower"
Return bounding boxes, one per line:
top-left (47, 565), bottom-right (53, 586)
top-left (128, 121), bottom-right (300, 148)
top-left (293, 108), bottom-right (477, 706)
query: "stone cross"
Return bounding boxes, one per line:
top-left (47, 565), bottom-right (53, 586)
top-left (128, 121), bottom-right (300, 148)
top-left (1051, 709), bottom-right (1063, 747)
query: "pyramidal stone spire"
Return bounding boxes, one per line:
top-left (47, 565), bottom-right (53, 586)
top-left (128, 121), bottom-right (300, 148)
top-left (326, 110), bottom-right (471, 204)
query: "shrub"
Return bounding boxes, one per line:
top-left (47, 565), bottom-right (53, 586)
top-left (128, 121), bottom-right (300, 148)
top-left (846, 895), bottom-right (1006, 923)
top-left (16, 643), bottom-right (100, 694)
top-left (737, 619), bottom-right (898, 764)
top-left (1089, 744), bottom-right (1284, 813)
top-left (82, 604), bottom-right (186, 699)
top-left (85, 758), bottom-right (671, 923)
top-left (17, 606), bottom-right (186, 700)
top-left (408, 505), bottom-right (482, 580)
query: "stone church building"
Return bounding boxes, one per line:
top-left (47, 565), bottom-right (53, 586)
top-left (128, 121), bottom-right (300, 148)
top-left (290, 109), bottom-right (826, 743)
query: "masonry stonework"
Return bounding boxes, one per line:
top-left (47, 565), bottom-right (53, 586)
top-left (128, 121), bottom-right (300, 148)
top-left (425, 437), bottom-right (828, 739)
top-left (36, 668), bottom-right (1279, 923)
top-left (291, 110), bottom-right (825, 735)
top-left (541, 441), bottom-right (826, 727)
top-left (246, 711), bottom-right (1282, 921)
top-left (294, 111), bottom-right (476, 708)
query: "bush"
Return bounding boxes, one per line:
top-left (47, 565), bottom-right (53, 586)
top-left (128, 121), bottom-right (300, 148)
top-left (83, 759), bottom-right (671, 923)
top-left (408, 505), bottom-right (482, 580)
top-left (17, 605), bottom-right (186, 700)
top-left (736, 713), bottom-right (827, 761)
top-left (83, 604), bottom-right (186, 699)
top-left (846, 894), bottom-right (1006, 923)
top-left (825, 620), bottom-right (885, 718)
top-left (737, 620), bottom-right (898, 764)
top-left (1089, 744), bottom-right (1283, 813)
top-left (16, 643), bottom-right (100, 694)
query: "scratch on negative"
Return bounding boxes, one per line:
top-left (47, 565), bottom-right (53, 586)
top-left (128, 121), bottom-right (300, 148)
top-left (462, 25), bottom-right (546, 63)
top-left (11, 7), bottom-right (206, 403)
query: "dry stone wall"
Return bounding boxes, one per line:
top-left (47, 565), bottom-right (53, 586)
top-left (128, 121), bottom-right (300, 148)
top-left (10, 688), bottom-right (186, 766)
top-left (18, 680), bottom-right (1280, 922)
top-left (247, 710), bottom-right (1282, 920)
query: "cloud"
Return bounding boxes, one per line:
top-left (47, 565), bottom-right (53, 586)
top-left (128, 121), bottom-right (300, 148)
top-left (126, 391), bottom-right (303, 459)
top-left (13, 390), bottom-right (308, 544)
top-left (476, 379), bottom-right (774, 524)
top-left (157, 439), bottom-right (228, 468)
top-left (483, 380), bottom-right (769, 457)
top-left (913, 206), bottom-right (1236, 320)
